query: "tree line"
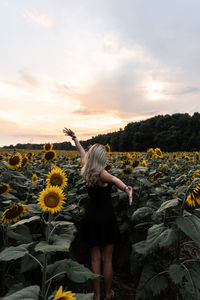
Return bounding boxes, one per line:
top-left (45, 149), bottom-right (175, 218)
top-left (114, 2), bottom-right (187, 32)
top-left (3, 112), bottom-right (200, 152)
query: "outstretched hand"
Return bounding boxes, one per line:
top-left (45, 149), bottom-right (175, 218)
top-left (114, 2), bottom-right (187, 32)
top-left (126, 186), bottom-right (133, 206)
top-left (63, 128), bottom-right (75, 138)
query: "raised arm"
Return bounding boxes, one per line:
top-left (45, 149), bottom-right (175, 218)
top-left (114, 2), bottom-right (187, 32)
top-left (99, 169), bottom-right (132, 206)
top-left (63, 128), bottom-right (86, 166)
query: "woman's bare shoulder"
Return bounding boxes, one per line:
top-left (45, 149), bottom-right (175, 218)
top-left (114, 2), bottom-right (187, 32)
top-left (99, 169), bottom-right (114, 183)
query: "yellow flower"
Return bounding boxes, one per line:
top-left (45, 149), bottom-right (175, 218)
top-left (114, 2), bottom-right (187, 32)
top-left (38, 186), bottom-right (66, 214)
top-left (2, 203), bottom-right (28, 225)
top-left (105, 163), bottom-right (113, 171)
top-left (131, 160), bottom-right (140, 168)
top-left (43, 142), bottom-right (53, 152)
top-left (43, 150), bottom-right (57, 162)
top-left (54, 286), bottom-right (76, 300)
top-left (150, 172), bottom-right (161, 182)
top-left (7, 152), bottom-right (23, 169)
top-left (0, 183), bottom-right (11, 195)
top-left (130, 152), bottom-right (136, 159)
top-left (141, 159), bottom-right (147, 167)
top-left (121, 167), bottom-right (133, 176)
top-left (46, 167), bottom-right (68, 189)
top-left (186, 181), bottom-right (200, 207)
top-left (27, 152), bottom-right (34, 160)
top-left (0, 154), bottom-right (4, 161)
top-left (105, 144), bottom-right (111, 152)
top-left (120, 159), bottom-right (131, 168)
top-left (154, 148), bottom-right (163, 158)
top-left (21, 155), bottom-right (29, 167)
top-left (32, 173), bottom-right (38, 185)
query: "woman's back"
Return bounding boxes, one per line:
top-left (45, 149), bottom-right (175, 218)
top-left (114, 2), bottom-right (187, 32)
top-left (81, 182), bottom-right (120, 248)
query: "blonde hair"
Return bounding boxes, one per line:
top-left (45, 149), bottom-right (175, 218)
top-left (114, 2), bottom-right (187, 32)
top-left (81, 144), bottom-right (107, 186)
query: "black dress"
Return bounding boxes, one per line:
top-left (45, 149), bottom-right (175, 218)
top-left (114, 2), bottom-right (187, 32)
top-left (81, 183), bottom-right (120, 248)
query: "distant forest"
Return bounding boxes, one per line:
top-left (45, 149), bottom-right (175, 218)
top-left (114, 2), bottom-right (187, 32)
top-left (3, 112), bottom-right (200, 152)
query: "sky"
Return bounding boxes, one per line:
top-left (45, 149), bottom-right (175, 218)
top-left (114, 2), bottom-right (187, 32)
top-left (0, 0), bottom-right (200, 147)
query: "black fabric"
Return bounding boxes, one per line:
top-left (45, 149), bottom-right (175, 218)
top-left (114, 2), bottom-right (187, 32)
top-left (80, 183), bottom-right (120, 248)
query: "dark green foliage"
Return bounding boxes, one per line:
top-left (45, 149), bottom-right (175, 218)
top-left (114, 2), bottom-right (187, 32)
top-left (2, 112), bottom-right (200, 151)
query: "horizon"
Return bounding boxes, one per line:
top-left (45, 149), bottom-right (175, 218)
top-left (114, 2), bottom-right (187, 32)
top-left (0, 111), bottom-right (197, 148)
top-left (1, 0), bottom-right (200, 147)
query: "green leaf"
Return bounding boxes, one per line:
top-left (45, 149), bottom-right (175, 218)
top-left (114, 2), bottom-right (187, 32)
top-left (75, 293), bottom-right (94, 300)
top-left (47, 258), bottom-right (99, 283)
top-left (10, 216), bottom-right (40, 227)
top-left (158, 228), bottom-right (178, 248)
top-left (7, 225), bottom-right (32, 243)
top-left (169, 264), bottom-right (185, 284)
top-left (35, 239), bottom-right (70, 253)
top-left (20, 253), bottom-right (43, 273)
top-left (136, 264), bottom-right (168, 300)
top-left (0, 243), bottom-right (32, 261)
top-left (1, 285), bottom-right (40, 299)
top-left (176, 213), bottom-right (200, 247)
top-left (131, 207), bottom-right (154, 223)
top-left (26, 204), bottom-right (41, 214)
top-left (133, 223), bottom-right (167, 255)
top-left (156, 199), bottom-right (179, 213)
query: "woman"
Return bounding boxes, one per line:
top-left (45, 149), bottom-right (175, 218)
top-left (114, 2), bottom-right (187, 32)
top-left (63, 128), bottom-right (132, 300)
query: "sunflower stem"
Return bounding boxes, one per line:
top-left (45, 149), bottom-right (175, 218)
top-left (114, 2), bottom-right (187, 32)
top-left (41, 213), bottom-right (52, 300)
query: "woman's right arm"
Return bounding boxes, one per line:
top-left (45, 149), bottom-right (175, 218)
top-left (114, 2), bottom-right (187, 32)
top-left (63, 128), bottom-right (86, 166)
top-left (100, 169), bottom-right (133, 205)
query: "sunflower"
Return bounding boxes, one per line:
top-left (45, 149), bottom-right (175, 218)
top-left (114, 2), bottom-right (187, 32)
top-left (105, 163), bottom-right (113, 171)
top-left (131, 160), bottom-right (140, 168)
top-left (2, 203), bottom-right (28, 225)
top-left (46, 167), bottom-right (68, 189)
top-left (0, 183), bottom-right (11, 195)
top-left (186, 181), bottom-right (200, 207)
top-left (21, 155), bottom-right (29, 167)
top-left (38, 186), bottom-right (66, 214)
top-left (0, 154), bottom-right (4, 161)
top-left (155, 148), bottom-right (163, 158)
top-left (131, 152), bottom-right (136, 159)
top-left (150, 172), bottom-right (161, 182)
top-left (43, 142), bottom-right (53, 152)
top-left (121, 167), bottom-right (133, 176)
top-left (43, 150), bottom-right (57, 162)
top-left (7, 152), bottom-right (23, 169)
top-left (141, 159), bottom-right (147, 167)
top-left (54, 286), bottom-right (76, 300)
top-left (120, 159), bottom-right (131, 168)
top-left (105, 144), bottom-right (111, 152)
top-left (32, 173), bottom-right (38, 185)
top-left (27, 152), bottom-right (34, 160)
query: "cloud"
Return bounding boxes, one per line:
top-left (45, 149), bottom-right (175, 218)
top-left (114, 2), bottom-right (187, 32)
top-left (21, 8), bottom-right (53, 28)
top-left (19, 70), bottom-right (41, 87)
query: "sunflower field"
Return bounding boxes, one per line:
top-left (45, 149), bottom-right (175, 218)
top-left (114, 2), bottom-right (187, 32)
top-left (1, 145), bottom-right (200, 300)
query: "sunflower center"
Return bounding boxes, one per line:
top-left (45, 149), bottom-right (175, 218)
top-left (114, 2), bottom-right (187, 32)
top-left (44, 192), bottom-right (60, 207)
top-left (9, 156), bottom-right (20, 166)
top-left (50, 174), bottom-right (63, 186)
top-left (0, 184), bottom-right (8, 194)
top-left (5, 204), bottom-right (23, 219)
top-left (57, 297), bottom-right (65, 300)
top-left (45, 151), bottom-right (55, 160)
